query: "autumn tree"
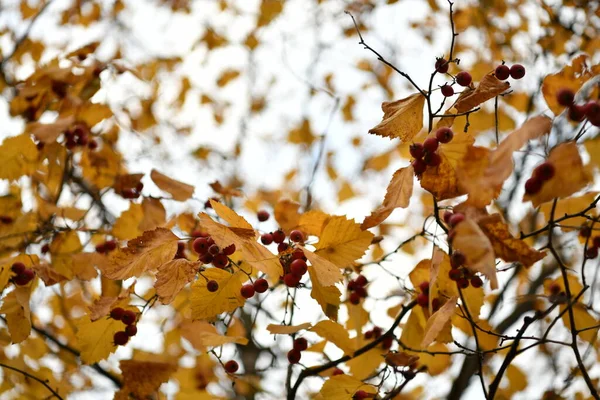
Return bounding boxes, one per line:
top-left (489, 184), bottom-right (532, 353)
top-left (0, 0), bottom-right (600, 399)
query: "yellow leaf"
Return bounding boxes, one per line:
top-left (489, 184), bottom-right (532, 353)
top-left (76, 314), bottom-right (123, 364)
top-left (288, 118), bottom-right (315, 146)
top-left (342, 95), bottom-right (355, 121)
top-left (78, 103), bottom-right (113, 127)
top-left (274, 199), bottom-right (300, 232)
top-left (385, 352), bottom-right (419, 367)
top-left (560, 303), bottom-right (599, 343)
top-left (180, 320), bottom-right (248, 349)
top-left (346, 348), bottom-right (384, 380)
top-left (415, 342), bottom-right (451, 375)
top-left (113, 203), bottom-right (144, 240)
top-left (504, 364), bottom-right (528, 395)
top-left (209, 199), bottom-right (253, 230)
top-left (216, 69), bottom-right (240, 87)
top-left (190, 268), bottom-right (246, 320)
top-left (295, 210), bottom-right (330, 236)
top-left (524, 142), bottom-right (593, 207)
top-left (314, 216), bottom-right (374, 267)
top-left (0, 213), bottom-right (38, 252)
top-left (310, 320), bottom-right (356, 354)
top-left (307, 265), bottom-right (341, 320)
top-left (266, 322), bottom-right (312, 334)
top-left (102, 228), bottom-right (179, 280)
top-left (50, 230), bottom-right (82, 279)
top-left (420, 150), bottom-right (464, 200)
top-left (303, 248), bottom-right (343, 286)
top-left (115, 360), bottom-right (177, 400)
top-left (80, 146), bottom-right (122, 189)
top-left (361, 165), bottom-right (414, 229)
top-left (155, 259), bottom-right (200, 304)
top-left (318, 375), bottom-right (377, 400)
top-left (257, 0), bottom-right (283, 27)
top-left (0, 254), bottom-right (38, 292)
top-left (139, 197), bottom-right (166, 231)
top-left (337, 180), bottom-right (356, 203)
top-left (0, 286), bottom-right (32, 343)
top-left (452, 219), bottom-right (498, 289)
top-left (0, 134), bottom-right (38, 181)
top-left (420, 296), bottom-right (457, 348)
top-left (542, 55), bottom-right (597, 115)
top-left (368, 93), bottom-right (425, 142)
top-left (150, 169), bottom-right (195, 201)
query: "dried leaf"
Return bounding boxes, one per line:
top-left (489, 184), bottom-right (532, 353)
top-left (420, 296), bottom-right (457, 348)
top-left (307, 265), bottom-right (341, 320)
top-left (266, 323), bottom-right (312, 334)
top-left (314, 216), bottom-right (374, 268)
top-left (0, 134), bottom-right (38, 181)
top-left (303, 248), bottom-right (343, 287)
top-left (452, 219), bottom-right (498, 289)
top-left (155, 259), bottom-right (200, 304)
top-left (150, 169), bottom-right (195, 201)
top-left (190, 268), bottom-right (246, 320)
top-left (310, 320), bottom-right (355, 354)
top-left (368, 93), bottom-right (426, 142)
top-left (115, 360), bottom-right (177, 400)
top-left (0, 286), bottom-right (32, 343)
top-left (318, 375), bottom-right (377, 400)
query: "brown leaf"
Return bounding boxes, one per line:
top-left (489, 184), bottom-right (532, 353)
top-left (361, 165), bottom-right (414, 229)
top-left (452, 219), bottom-right (498, 289)
top-left (368, 93), bottom-right (426, 142)
top-left (150, 169), bottom-right (194, 201)
top-left (28, 116), bottom-right (75, 144)
top-left (420, 151), bottom-right (464, 200)
top-left (115, 360), bottom-right (177, 400)
top-left (274, 199), bottom-right (301, 232)
top-left (420, 296), bottom-right (457, 348)
top-left (267, 323), bottom-right (312, 334)
top-left (385, 352), bottom-right (419, 367)
top-left (155, 259), bottom-right (200, 304)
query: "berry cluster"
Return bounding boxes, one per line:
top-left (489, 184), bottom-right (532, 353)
top-left (64, 123), bottom-right (97, 150)
top-left (95, 239), bottom-right (117, 254)
top-left (288, 337), bottom-right (308, 364)
top-left (11, 262), bottom-right (35, 286)
top-left (363, 326), bottom-right (394, 350)
top-left (410, 128), bottom-right (454, 175)
top-left (415, 281), bottom-right (441, 312)
top-left (192, 234), bottom-right (235, 268)
top-left (281, 249), bottom-right (308, 288)
top-left (448, 251), bottom-right (483, 289)
top-left (442, 210), bottom-right (465, 227)
top-left (110, 307), bottom-right (138, 346)
top-left (556, 88), bottom-right (600, 126)
top-left (261, 229), bottom-right (305, 253)
top-left (347, 274), bottom-right (368, 305)
top-left (495, 63), bottom-right (526, 81)
top-left (239, 278), bottom-right (269, 298)
top-left (524, 162), bottom-right (555, 195)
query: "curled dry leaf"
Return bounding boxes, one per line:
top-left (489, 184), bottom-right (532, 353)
top-left (266, 322), bottom-right (312, 335)
top-left (368, 92), bottom-right (426, 142)
top-left (420, 296), bottom-right (457, 348)
top-left (452, 219), bottom-right (498, 289)
top-left (155, 259), bottom-right (200, 304)
top-left (385, 352), bottom-right (420, 367)
top-left (115, 360), bottom-right (177, 400)
top-left (150, 169), bottom-right (195, 201)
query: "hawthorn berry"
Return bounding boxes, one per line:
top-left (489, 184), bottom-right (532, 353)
top-left (114, 331), bottom-right (129, 346)
top-left (509, 64), bottom-right (526, 79)
top-left (372, 326), bottom-right (383, 338)
top-left (549, 283), bottom-right (561, 295)
top-left (207, 280), bottom-right (219, 292)
top-left (290, 259), bottom-right (308, 276)
top-left (441, 84), bottom-right (454, 97)
top-left (261, 233), bottom-right (274, 245)
top-left (580, 225), bottom-right (592, 238)
top-left (584, 101), bottom-right (600, 120)
top-left (353, 390), bottom-right (369, 400)
top-left (87, 139), bottom-right (98, 150)
top-left (284, 273), bottom-right (300, 287)
top-left (586, 246), bottom-right (598, 259)
top-left (568, 104), bottom-right (586, 122)
top-left (457, 278), bottom-right (470, 289)
top-left (213, 254), bottom-right (229, 269)
top-left (125, 324), bottom-right (138, 337)
top-left (556, 88), bottom-right (575, 106)
top-left (121, 310), bottom-right (137, 325)
top-left (287, 349), bottom-right (301, 364)
top-left (277, 242), bottom-right (289, 253)
top-left (419, 281), bottom-right (429, 294)
top-left (424, 152), bottom-right (441, 167)
top-left (224, 360), bottom-right (239, 373)
top-left (349, 292), bottom-right (361, 305)
top-left (293, 337), bottom-right (308, 351)
top-left (593, 236), bottom-right (600, 248)
top-left (524, 177), bottom-right (543, 195)
top-left (95, 243), bottom-right (106, 253)
top-left (254, 278), bottom-right (269, 293)
top-left (432, 298), bottom-right (441, 311)
top-left (355, 275), bottom-right (368, 287)
top-left (448, 213), bottom-right (465, 227)
top-left (381, 334), bottom-right (394, 350)
top-left (423, 137), bottom-right (439, 153)
top-left (409, 143), bottom-right (425, 159)
top-left (364, 330), bottom-right (374, 339)
top-left (110, 307), bottom-right (125, 320)
top-left (449, 268), bottom-right (462, 281)
top-left (193, 237), bottom-right (209, 254)
top-left (451, 251), bottom-right (466, 268)
top-left (412, 158), bottom-right (427, 175)
top-left (292, 249), bottom-right (306, 260)
top-left (11, 262), bottom-right (26, 274)
top-left (272, 230), bottom-right (286, 244)
top-left (289, 230), bottom-right (304, 243)
top-left (471, 276), bottom-right (483, 288)
top-left (495, 64), bottom-right (510, 81)
top-left (41, 243), bottom-right (50, 254)
top-left (222, 244), bottom-right (236, 255)
top-left (13, 268), bottom-right (34, 286)
top-left (455, 71), bottom-right (472, 87)
top-left (435, 58), bottom-right (449, 74)
top-left (199, 253), bottom-right (213, 264)
top-left (241, 284), bottom-right (255, 299)
top-left (332, 368), bottom-right (344, 376)
top-left (354, 286), bottom-right (367, 298)
top-left (347, 280), bottom-right (357, 291)
top-left (257, 210), bottom-right (270, 222)
top-left (435, 127), bottom-right (454, 143)
top-left (208, 244), bottom-right (220, 255)
top-left (443, 211), bottom-right (453, 224)
top-left (104, 240), bottom-right (117, 251)
top-left (533, 162), bottom-right (555, 181)
top-left (416, 293), bottom-right (429, 307)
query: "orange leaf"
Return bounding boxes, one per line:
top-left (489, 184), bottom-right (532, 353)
top-left (115, 360), bottom-right (177, 400)
top-left (266, 323), bottom-right (312, 334)
top-left (452, 219), bottom-right (498, 289)
top-left (150, 169), bottom-right (195, 201)
top-left (155, 259), bottom-right (200, 304)
top-left (190, 268), bottom-right (246, 320)
top-left (368, 93), bottom-right (426, 142)
top-left (420, 296), bottom-right (457, 348)
top-left (274, 199), bottom-right (301, 232)
top-left (313, 216), bottom-right (374, 268)
top-left (0, 286), bottom-right (32, 343)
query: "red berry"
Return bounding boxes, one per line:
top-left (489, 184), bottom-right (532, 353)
top-left (470, 276), bottom-right (483, 288)
top-left (254, 278), bottom-right (269, 293)
top-left (549, 283), bottom-right (561, 295)
top-left (580, 225), bottom-right (592, 238)
top-left (455, 71), bottom-right (472, 87)
top-left (0, 216), bottom-right (12, 224)
top-left (556, 88), bottom-right (575, 106)
top-left (423, 137), bottom-right (439, 153)
top-left (457, 278), bottom-right (470, 289)
top-left (364, 330), bottom-right (373, 339)
top-left (443, 211), bottom-right (453, 224)
top-left (593, 236), bottom-right (600, 248)
top-left (416, 292), bottom-right (429, 307)
top-left (257, 210), bottom-right (270, 222)
top-left (207, 280), bottom-right (219, 292)
top-left (293, 337), bottom-right (308, 351)
top-left (284, 273), bottom-right (300, 287)
top-left (292, 249), bottom-right (306, 260)
top-left (353, 390), bottom-right (369, 399)
top-left (213, 254), bottom-right (229, 268)
top-left (568, 104), bottom-right (586, 122)
top-left (509, 64), bottom-right (525, 79)
top-left (451, 251), bottom-right (466, 268)
top-left (432, 298), bottom-right (441, 311)
top-left (110, 307), bottom-right (125, 320)
top-left (261, 233), bottom-right (273, 245)
top-left (193, 237), bottom-right (209, 254)
top-left (13, 269), bottom-right (34, 285)
top-left (449, 268), bottom-right (462, 281)
top-left (533, 162), bottom-right (555, 181)
top-left (104, 240), bottom-right (117, 251)
top-left (121, 310), bottom-right (137, 325)
top-left (95, 243), bottom-right (106, 253)
top-left (332, 368), bottom-right (344, 375)
top-left (290, 259), bottom-right (308, 276)
top-left (495, 64), bottom-right (510, 80)
top-left (409, 143), bottom-right (425, 159)
top-left (287, 349), bottom-right (301, 364)
top-left (435, 58), bottom-right (449, 74)
top-left (349, 292), bottom-right (361, 305)
top-left (372, 327), bottom-right (382, 338)
top-left (412, 158), bottom-right (427, 175)
top-left (355, 275), bottom-right (368, 287)
top-left (448, 213), bottom-right (465, 227)
top-left (435, 127), bottom-right (454, 143)
top-left (41, 243), bottom-right (50, 253)
top-left (277, 242), bottom-right (289, 253)
top-left (240, 284), bottom-right (255, 299)
top-left (419, 281), bottom-right (429, 294)
top-left (208, 244), bottom-right (220, 255)
top-left (424, 152), bottom-right (441, 167)
top-left (584, 101), bottom-right (600, 119)
top-left (272, 230), bottom-right (286, 244)
top-left (206, 237), bottom-right (215, 247)
top-left (11, 262), bottom-right (26, 274)
top-left (441, 84), bottom-right (454, 97)
top-left (114, 331), bottom-right (129, 346)
top-left (586, 246), bottom-right (598, 259)
top-left (347, 280), bottom-right (357, 291)
top-left (381, 334), bottom-right (394, 350)
top-left (87, 139), bottom-right (98, 150)
top-left (289, 230), bottom-right (304, 243)
top-left (224, 360), bottom-right (239, 373)
top-left (199, 253), bottom-right (213, 264)
top-left (222, 244), bottom-right (236, 255)
top-left (524, 177), bottom-right (543, 195)
top-left (125, 324), bottom-right (137, 337)
top-left (354, 286), bottom-right (367, 298)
